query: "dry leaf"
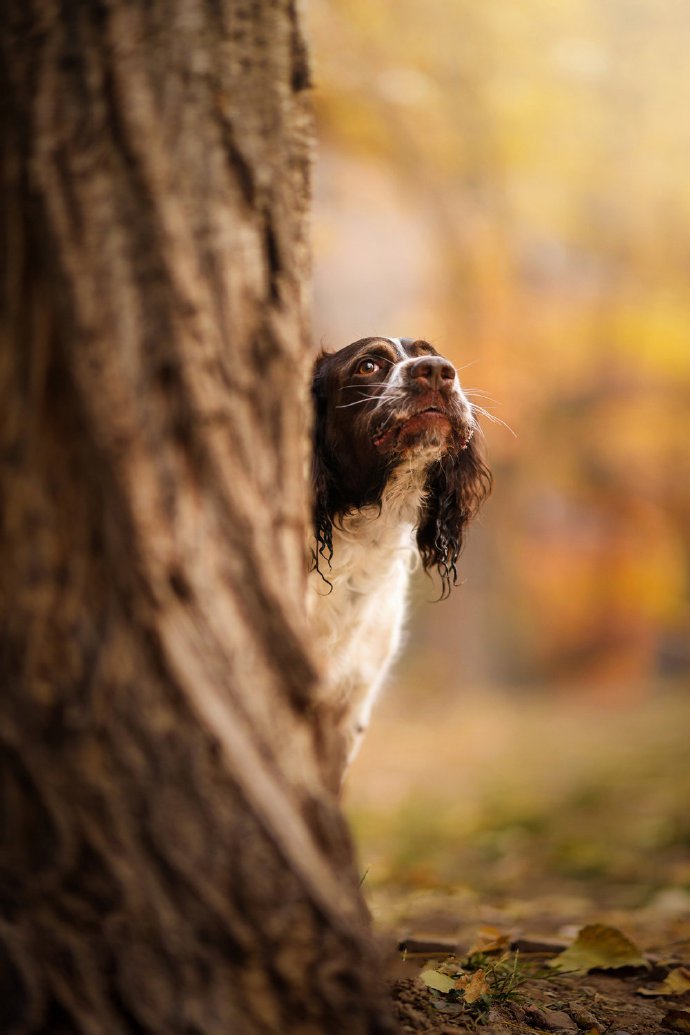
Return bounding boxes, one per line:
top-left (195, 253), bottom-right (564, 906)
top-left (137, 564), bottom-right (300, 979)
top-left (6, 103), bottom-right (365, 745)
top-left (467, 925), bottom-right (511, 955)
top-left (663, 1008), bottom-right (690, 1032)
top-left (549, 924), bottom-right (649, 974)
top-left (420, 969), bottom-right (456, 994)
top-left (455, 968), bottom-right (490, 1003)
top-left (640, 968), bottom-right (690, 997)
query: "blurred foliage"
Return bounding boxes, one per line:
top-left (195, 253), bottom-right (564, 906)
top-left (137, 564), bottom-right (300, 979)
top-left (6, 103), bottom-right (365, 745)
top-left (309, 0), bottom-right (690, 688)
top-left (346, 688), bottom-right (690, 908)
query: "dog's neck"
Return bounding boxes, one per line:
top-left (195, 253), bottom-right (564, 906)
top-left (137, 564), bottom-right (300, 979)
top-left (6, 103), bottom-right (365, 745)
top-left (326, 453), bottom-right (437, 572)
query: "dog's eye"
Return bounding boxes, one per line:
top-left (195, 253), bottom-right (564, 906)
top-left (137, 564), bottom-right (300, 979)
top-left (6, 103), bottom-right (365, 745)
top-left (357, 359), bottom-right (381, 375)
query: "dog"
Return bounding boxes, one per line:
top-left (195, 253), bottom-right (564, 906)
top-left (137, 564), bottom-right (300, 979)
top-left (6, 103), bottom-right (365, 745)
top-left (308, 336), bottom-right (492, 788)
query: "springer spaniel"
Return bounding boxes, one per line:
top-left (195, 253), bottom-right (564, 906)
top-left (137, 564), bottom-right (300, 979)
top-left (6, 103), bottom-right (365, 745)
top-left (308, 336), bottom-right (491, 788)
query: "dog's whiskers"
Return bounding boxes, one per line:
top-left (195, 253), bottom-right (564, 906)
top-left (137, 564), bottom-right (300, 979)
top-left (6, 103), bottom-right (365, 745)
top-left (471, 404), bottom-right (517, 437)
top-left (372, 401), bottom-right (408, 431)
top-left (337, 389), bottom-right (407, 409)
top-left (464, 388), bottom-right (500, 404)
top-left (337, 394), bottom-right (383, 409)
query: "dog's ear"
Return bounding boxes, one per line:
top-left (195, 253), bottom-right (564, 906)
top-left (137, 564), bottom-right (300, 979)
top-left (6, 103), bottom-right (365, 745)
top-left (416, 436), bottom-right (492, 597)
top-left (311, 353), bottom-right (335, 577)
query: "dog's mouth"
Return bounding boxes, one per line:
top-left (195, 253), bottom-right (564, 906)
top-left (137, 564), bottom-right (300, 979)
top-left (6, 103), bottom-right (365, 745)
top-left (373, 404), bottom-right (465, 451)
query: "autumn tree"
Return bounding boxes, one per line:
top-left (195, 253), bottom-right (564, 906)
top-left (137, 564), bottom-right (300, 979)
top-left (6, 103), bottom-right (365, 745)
top-left (0, 1), bottom-right (397, 1032)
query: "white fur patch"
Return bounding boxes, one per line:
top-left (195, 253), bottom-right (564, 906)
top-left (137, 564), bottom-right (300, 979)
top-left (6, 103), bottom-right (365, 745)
top-left (384, 336), bottom-right (407, 359)
top-left (307, 454), bottom-right (437, 772)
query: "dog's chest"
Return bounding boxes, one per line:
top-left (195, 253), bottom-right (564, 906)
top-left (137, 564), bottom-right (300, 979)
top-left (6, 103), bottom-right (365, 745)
top-left (309, 523), bottom-right (413, 692)
top-left (308, 468), bottom-right (428, 721)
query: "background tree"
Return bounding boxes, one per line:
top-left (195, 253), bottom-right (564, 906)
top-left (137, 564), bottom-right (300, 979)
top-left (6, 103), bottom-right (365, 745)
top-left (0, 1), bottom-right (396, 1032)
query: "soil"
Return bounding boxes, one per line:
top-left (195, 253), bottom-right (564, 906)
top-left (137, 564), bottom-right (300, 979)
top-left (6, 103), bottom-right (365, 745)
top-left (346, 690), bottom-right (690, 1034)
top-left (390, 966), bottom-right (690, 1034)
top-left (384, 922), bottom-right (690, 1035)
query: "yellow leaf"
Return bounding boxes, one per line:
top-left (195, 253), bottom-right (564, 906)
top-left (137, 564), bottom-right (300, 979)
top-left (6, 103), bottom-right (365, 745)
top-left (467, 925), bottom-right (511, 955)
top-left (549, 924), bottom-right (649, 974)
top-left (456, 968), bottom-right (490, 1003)
top-left (663, 1009), bottom-right (690, 1033)
top-left (638, 967), bottom-right (690, 997)
top-left (420, 969), bottom-right (456, 994)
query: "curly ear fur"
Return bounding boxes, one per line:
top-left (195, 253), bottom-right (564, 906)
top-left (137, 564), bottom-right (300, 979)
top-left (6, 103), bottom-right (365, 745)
top-left (416, 436), bottom-right (492, 598)
top-left (311, 355), bottom-right (335, 579)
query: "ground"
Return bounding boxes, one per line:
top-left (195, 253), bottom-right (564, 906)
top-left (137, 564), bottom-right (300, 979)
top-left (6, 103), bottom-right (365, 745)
top-left (388, 963), bottom-right (690, 1035)
top-left (383, 904), bottom-right (690, 1034)
top-left (344, 681), bottom-right (690, 1034)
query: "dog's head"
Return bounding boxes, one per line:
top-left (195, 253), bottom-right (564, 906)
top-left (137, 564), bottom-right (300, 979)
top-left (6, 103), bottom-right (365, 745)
top-left (312, 336), bottom-right (492, 594)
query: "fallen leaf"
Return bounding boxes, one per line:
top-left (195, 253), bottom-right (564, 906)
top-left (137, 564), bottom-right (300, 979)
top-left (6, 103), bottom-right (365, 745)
top-left (663, 1008), bottom-right (690, 1032)
top-left (549, 924), bottom-right (649, 974)
top-left (639, 966), bottom-right (690, 997)
top-left (420, 969), bottom-right (456, 994)
top-left (455, 968), bottom-right (490, 1003)
top-left (467, 925), bottom-right (511, 955)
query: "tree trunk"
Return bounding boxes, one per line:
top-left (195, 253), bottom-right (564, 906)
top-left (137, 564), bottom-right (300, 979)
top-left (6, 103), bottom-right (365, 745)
top-left (0, 2), bottom-right (396, 1033)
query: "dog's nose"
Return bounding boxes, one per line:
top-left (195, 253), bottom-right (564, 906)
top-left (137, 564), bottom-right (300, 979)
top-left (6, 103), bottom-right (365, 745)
top-left (408, 356), bottom-right (456, 391)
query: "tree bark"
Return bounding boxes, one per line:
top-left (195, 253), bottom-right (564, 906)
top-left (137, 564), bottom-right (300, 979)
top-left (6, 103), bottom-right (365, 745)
top-left (0, 2), bottom-right (396, 1033)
